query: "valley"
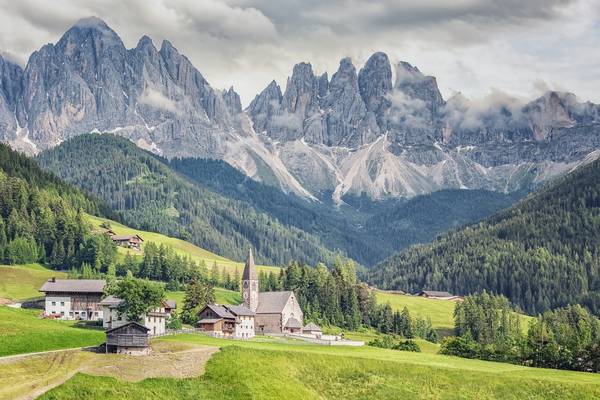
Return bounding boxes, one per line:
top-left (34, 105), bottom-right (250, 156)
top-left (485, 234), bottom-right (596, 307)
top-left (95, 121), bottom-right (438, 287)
top-left (0, 9), bottom-right (599, 400)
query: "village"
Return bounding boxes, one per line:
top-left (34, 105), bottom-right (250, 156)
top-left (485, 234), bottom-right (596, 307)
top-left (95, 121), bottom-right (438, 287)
top-left (38, 246), bottom-right (370, 355)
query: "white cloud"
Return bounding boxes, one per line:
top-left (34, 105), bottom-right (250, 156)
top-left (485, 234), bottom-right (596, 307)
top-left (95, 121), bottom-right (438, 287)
top-left (138, 88), bottom-right (180, 114)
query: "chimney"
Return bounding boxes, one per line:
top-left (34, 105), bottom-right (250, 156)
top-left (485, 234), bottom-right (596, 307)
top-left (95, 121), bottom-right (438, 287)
top-left (51, 277), bottom-right (56, 283)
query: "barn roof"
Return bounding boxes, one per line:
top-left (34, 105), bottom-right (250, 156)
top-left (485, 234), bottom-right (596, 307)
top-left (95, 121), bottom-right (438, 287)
top-left (285, 317), bottom-right (303, 329)
top-left (302, 322), bottom-right (322, 332)
top-left (226, 305), bottom-right (255, 316)
top-left (420, 290), bottom-right (454, 297)
top-left (256, 291), bottom-right (293, 314)
top-left (40, 279), bottom-right (106, 294)
top-left (105, 321), bottom-right (149, 334)
top-left (205, 304), bottom-right (236, 319)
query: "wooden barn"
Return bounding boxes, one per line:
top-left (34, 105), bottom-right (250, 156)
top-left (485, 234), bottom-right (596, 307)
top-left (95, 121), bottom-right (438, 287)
top-left (105, 321), bottom-right (150, 355)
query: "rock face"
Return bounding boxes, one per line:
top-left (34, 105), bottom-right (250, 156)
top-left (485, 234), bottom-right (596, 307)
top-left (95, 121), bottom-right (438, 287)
top-left (2, 17), bottom-right (600, 201)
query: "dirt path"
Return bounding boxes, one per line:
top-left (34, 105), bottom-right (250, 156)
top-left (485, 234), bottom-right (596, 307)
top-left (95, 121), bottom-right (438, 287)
top-left (0, 341), bottom-right (219, 400)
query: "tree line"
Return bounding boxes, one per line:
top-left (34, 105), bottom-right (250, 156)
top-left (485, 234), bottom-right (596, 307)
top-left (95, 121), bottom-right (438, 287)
top-left (441, 292), bottom-right (600, 373)
top-left (368, 157), bottom-right (600, 316)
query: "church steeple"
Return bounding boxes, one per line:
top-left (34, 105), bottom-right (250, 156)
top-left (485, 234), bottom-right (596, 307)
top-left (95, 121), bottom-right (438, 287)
top-left (242, 248), bottom-right (259, 311)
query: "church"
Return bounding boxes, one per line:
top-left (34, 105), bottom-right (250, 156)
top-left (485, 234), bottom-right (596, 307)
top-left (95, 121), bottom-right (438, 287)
top-left (242, 249), bottom-right (304, 334)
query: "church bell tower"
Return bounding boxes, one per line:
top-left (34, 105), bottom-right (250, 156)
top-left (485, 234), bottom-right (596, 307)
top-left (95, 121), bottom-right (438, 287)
top-left (242, 248), bottom-right (259, 312)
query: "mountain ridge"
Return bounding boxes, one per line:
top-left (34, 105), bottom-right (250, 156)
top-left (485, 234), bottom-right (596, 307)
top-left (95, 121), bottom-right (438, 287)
top-left (1, 17), bottom-right (599, 203)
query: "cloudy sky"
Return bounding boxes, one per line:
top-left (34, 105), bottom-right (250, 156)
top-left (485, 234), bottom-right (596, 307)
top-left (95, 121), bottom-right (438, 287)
top-left (0, 0), bottom-right (599, 106)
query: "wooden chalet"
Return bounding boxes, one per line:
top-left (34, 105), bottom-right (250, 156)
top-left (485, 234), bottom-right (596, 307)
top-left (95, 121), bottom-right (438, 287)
top-left (110, 234), bottom-right (144, 250)
top-left (197, 304), bottom-right (236, 337)
top-left (39, 278), bottom-right (106, 320)
top-left (105, 321), bottom-right (150, 355)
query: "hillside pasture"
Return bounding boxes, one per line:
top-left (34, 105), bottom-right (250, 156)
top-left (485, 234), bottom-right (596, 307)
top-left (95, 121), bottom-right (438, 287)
top-left (41, 334), bottom-right (600, 399)
top-left (0, 307), bottom-right (104, 357)
top-left (87, 214), bottom-right (281, 274)
top-left (0, 264), bottom-right (66, 301)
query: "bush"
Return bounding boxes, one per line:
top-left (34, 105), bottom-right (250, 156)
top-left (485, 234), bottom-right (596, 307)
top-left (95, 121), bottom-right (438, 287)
top-left (439, 336), bottom-right (479, 359)
top-left (393, 340), bottom-right (421, 352)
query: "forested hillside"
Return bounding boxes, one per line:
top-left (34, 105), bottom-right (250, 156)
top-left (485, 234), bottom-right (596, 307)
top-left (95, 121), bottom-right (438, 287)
top-left (367, 159), bottom-right (600, 315)
top-left (0, 144), bottom-right (112, 268)
top-left (36, 134), bottom-right (336, 266)
top-left (171, 158), bottom-right (520, 265)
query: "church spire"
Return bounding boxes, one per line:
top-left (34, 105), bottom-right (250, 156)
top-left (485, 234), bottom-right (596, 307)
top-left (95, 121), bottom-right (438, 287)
top-left (242, 248), bottom-right (258, 311)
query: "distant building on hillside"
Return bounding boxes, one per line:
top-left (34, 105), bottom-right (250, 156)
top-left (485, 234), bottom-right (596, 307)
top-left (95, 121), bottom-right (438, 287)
top-left (197, 303), bottom-right (255, 339)
top-left (418, 290), bottom-right (461, 300)
top-left (105, 321), bottom-right (150, 355)
top-left (100, 296), bottom-right (176, 336)
top-left (242, 249), bottom-right (303, 334)
top-left (109, 234), bottom-right (143, 250)
top-left (39, 278), bottom-right (105, 320)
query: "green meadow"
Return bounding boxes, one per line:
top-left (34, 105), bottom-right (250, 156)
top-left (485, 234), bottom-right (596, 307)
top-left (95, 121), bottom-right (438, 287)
top-left (0, 264), bottom-right (66, 301)
top-left (87, 214), bottom-right (281, 274)
top-left (40, 334), bottom-right (600, 400)
top-left (375, 291), bottom-right (533, 335)
top-left (0, 307), bottom-right (104, 357)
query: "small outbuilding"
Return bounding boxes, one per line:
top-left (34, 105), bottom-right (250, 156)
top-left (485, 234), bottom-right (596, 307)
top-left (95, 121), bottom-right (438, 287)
top-left (105, 321), bottom-right (150, 355)
top-left (302, 322), bottom-right (322, 338)
top-left (284, 317), bottom-right (303, 334)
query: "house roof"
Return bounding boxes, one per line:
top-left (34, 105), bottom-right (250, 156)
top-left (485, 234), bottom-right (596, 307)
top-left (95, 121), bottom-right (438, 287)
top-left (198, 318), bottom-right (223, 324)
top-left (420, 290), bottom-right (454, 297)
top-left (110, 234), bottom-right (143, 242)
top-left (242, 248), bottom-right (257, 280)
top-left (205, 304), bottom-right (235, 319)
top-left (105, 321), bottom-right (149, 334)
top-left (256, 291), bottom-right (294, 314)
top-left (285, 317), bottom-right (303, 329)
top-left (164, 300), bottom-right (177, 309)
top-left (226, 305), bottom-right (255, 316)
top-left (40, 279), bottom-right (106, 294)
top-left (302, 322), bottom-right (322, 332)
top-left (99, 295), bottom-right (123, 307)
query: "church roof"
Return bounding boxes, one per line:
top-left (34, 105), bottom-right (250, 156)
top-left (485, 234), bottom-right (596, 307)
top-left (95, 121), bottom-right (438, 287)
top-left (285, 317), bottom-right (303, 329)
top-left (256, 291), bottom-right (293, 314)
top-left (242, 248), bottom-right (257, 280)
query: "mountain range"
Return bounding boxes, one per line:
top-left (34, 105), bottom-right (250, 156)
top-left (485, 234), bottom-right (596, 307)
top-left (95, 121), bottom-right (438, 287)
top-left (2, 17), bottom-right (600, 203)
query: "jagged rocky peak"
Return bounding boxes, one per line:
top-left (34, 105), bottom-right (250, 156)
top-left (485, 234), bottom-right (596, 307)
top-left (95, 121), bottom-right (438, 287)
top-left (0, 55), bottom-right (23, 108)
top-left (524, 91), bottom-right (578, 140)
top-left (57, 17), bottom-right (125, 57)
top-left (394, 61), bottom-right (445, 116)
top-left (222, 86), bottom-right (242, 115)
top-left (247, 80), bottom-right (283, 135)
top-left (282, 62), bottom-right (320, 115)
top-left (358, 52), bottom-right (393, 126)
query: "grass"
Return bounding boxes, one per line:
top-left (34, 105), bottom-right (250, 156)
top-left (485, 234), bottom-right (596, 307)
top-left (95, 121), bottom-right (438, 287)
top-left (0, 306), bottom-right (104, 357)
top-left (0, 264), bottom-right (66, 301)
top-left (40, 334), bottom-right (600, 399)
top-left (375, 291), bottom-right (534, 336)
top-left (87, 214), bottom-right (281, 274)
top-left (166, 288), bottom-right (241, 308)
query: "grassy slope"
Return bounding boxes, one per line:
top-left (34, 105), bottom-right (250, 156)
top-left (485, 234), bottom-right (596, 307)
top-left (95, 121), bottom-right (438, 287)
top-left (88, 214), bottom-right (280, 274)
top-left (0, 264), bottom-right (66, 301)
top-left (42, 334), bottom-right (600, 399)
top-left (166, 288), bottom-right (241, 308)
top-left (376, 291), bottom-right (535, 335)
top-left (0, 307), bottom-right (104, 357)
